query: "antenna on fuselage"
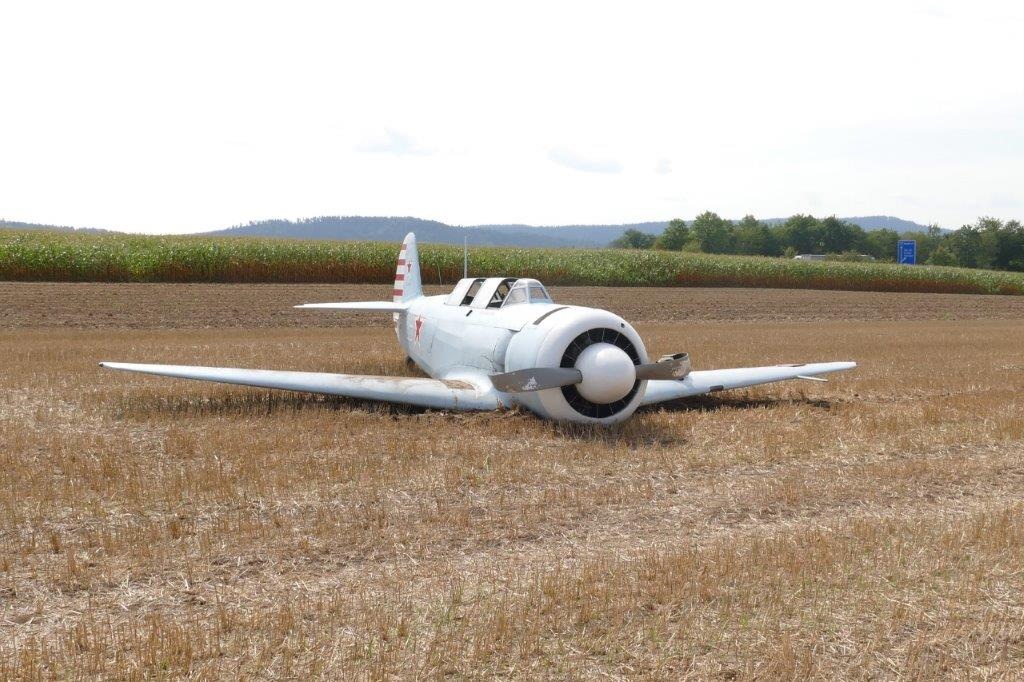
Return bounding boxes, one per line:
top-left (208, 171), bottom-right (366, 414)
top-left (463, 235), bottom-right (468, 278)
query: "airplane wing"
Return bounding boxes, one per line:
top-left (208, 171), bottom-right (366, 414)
top-left (641, 361), bottom-right (856, 406)
top-left (98, 362), bottom-right (498, 411)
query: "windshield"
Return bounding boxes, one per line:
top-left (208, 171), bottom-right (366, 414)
top-left (529, 285), bottom-right (550, 302)
top-left (501, 280), bottom-right (551, 307)
top-left (504, 288), bottom-right (528, 306)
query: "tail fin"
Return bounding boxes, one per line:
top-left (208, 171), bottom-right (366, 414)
top-left (394, 232), bottom-right (423, 302)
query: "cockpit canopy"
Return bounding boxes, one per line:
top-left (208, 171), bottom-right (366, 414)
top-left (445, 277), bottom-right (553, 309)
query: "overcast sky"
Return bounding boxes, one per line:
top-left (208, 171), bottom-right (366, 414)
top-left (1, 0), bottom-right (1022, 233)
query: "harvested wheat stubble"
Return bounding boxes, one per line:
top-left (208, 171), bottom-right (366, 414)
top-left (0, 286), bottom-right (1023, 678)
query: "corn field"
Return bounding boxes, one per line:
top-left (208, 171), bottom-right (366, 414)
top-left (3, 229), bottom-right (1023, 294)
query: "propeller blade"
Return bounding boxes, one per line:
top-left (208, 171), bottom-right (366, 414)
top-left (490, 367), bottom-right (582, 393)
top-left (635, 352), bottom-right (692, 380)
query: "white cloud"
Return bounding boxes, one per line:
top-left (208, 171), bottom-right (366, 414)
top-left (355, 129), bottom-right (433, 156)
top-left (654, 158), bottom-right (672, 175)
top-left (547, 147), bottom-right (623, 174)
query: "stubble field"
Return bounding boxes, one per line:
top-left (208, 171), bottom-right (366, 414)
top-left (1, 283), bottom-right (1023, 678)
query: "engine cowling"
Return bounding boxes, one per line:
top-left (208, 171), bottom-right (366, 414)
top-left (502, 306), bottom-right (649, 424)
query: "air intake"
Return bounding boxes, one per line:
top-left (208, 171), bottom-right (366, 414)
top-left (559, 328), bottom-right (641, 418)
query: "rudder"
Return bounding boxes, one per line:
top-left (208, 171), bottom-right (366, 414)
top-left (393, 232), bottom-right (423, 302)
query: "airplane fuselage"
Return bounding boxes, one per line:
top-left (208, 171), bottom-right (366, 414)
top-left (394, 277), bottom-right (652, 422)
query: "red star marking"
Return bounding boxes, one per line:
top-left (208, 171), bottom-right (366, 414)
top-left (414, 315), bottom-right (424, 342)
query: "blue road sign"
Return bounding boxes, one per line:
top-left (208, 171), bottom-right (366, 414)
top-left (898, 239), bottom-right (917, 265)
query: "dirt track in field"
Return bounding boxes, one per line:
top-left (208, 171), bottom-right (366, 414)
top-left (3, 282), bottom-right (1024, 329)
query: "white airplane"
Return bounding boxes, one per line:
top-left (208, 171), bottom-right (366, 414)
top-left (101, 233), bottom-right (856, 424)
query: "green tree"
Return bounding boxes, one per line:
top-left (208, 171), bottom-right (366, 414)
top-left (910, 224), bottom-right (945, 263)
top-left (610, 228), bottom-right (656, 249)
top-left (863, 229), bottom-right (900, 261)
top-left (780, 214), bottom-right (822, 254)
top-left (927, 244), bottom-right (958, 266)
top-left (690, 211), bottom-right (735, 253)
top-left (941, 218), bottom-right (1024, 271)
top-left (654, 219), bottom-right (689, 250)
top-left (734, 215), bottom-right (777, 255)
top-left (1003, 220), bottom-right (1024, 271)
top-left (820, 216), bottom-right (863, 254)
top-left (946, 225), bottom-right (983, 268)
top-left (976, 217), bottom-right (1004, 269)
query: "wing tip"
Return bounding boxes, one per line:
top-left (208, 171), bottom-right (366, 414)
top-left (100, 361), bottom-right (134, 370)
top-left (780, 361), bottom-right (857, 371)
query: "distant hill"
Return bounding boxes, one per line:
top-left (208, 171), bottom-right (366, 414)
top-left (3, 214), bottom-right (936, 248)
top-left (466, 222), bottom-right (671, 248)
top-left (203, 215), bottom-right (935, 247)
top-left (764, 215), bottom-right (935, 233)
top-left (852, 216), bottom-right (938, 232)
top-left (0, 220), bottom-right (112, 234)
top-left (203, 217), bottom-right (672, 248)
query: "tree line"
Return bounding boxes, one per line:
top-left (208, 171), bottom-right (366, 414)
top-left (610, 212), bottom-right (1024, 272)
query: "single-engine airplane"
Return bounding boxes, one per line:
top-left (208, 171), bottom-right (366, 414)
top-left (101, 233), bottom-right (856, 424)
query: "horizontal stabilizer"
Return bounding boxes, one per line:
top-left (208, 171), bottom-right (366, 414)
top-left (294, 301), bottom-right (409, 312)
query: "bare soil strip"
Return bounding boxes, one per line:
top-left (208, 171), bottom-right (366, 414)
top-left (3, 282), bottom-right (1024, 329)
